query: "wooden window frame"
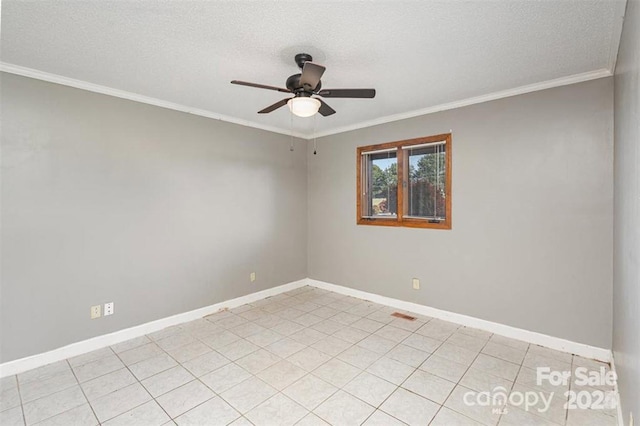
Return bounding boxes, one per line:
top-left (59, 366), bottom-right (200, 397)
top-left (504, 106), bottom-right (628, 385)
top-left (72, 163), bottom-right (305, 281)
top-left (356, 133), bottom-right (452, 230)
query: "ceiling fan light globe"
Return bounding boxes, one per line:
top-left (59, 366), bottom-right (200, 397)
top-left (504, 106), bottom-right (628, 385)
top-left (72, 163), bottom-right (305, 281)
top-left (288, 97), bottom-right (321, 117)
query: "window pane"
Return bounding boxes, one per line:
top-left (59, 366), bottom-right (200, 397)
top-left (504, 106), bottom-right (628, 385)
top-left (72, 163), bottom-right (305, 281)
top-left (362, 151), bottom-right (397, 218)
top-left (406, 144), bottom-right (446, 220)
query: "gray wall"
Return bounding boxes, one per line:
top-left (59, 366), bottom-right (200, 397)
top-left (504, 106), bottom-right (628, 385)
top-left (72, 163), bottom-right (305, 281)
top-left (308, 78), bottom-right (614, 349)
top-left (613, 0), bottom-right (640, 421)
top-left (0, 73), bottom-right (308, 362)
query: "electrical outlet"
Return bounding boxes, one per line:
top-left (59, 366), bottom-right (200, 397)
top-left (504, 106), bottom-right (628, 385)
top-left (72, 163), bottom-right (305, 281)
top-left (90, 305), bottom-right (101, 319)
top-left (412, 278), bottom-right (420, 290)
top-left (250, 272), bottom-right (256, 282)
top-left (104, 302), bottom-right (114, 316)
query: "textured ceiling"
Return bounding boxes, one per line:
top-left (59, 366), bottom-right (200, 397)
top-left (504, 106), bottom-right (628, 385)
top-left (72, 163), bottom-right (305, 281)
top-left (0, 0), bottom-right (626, 137)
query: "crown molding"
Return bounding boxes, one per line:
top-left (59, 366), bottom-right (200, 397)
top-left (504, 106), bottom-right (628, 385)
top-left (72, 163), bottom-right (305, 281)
top-left (608, 0), bottom-right (628, 74)
top-left (2, 63), bottom-right (611, 140)
top-left (0, 62), bottom-right (308, 139)
top-left (311, 68), bottom-right (613, 138)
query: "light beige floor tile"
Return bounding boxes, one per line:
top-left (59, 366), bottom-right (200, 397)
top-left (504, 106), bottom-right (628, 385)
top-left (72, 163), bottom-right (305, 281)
top-left (523, 351), bottom-right (572, 372)
top-left (286, 347), bottom-right (331, 372)
top-left (265, 337), bottom-right (306, 358)
top-left (481, 342), bottom-right (527, 365)
top-left (175, 396), bottom-right (240, 426)
top-left (34, 403), bottom-right (97, 426)
top-left (73, 354), bottom-right (125, 383)
top-left (357, 335), bottom-right (397, 355)
top-left (90, 383), bottom-right (151, 423)
top-left (380, 387), bottom-right (440, 425)
top-left (488, 335), bottom-right (529, 351)
top-left (373, 325), bottom-right (412, 343)
top-left (180, 350), bottom-right (229, 377)
top-left (216, 339), bottom-right (260, 361)
top-left (310, 319), bottom-right (344, 335)
top-left (457, 327), bottom-right (492, 341)
top-left (337, 345), bottom-right (382, 370)
top-left (245, 329), bottom-right (284, 347)
top-left (198, 330), bottom-right (241, 350)
top-left (156, 380), bottom-right (214, 418)
top-left (165, 341), bottom-right (211, 363)
top-left (343, 372), bottom-right (396, 407)
top-left (460, 367), bottom-right (514, 394)
top-left (314, 390), bottom-right (375, 426)
top-left (68, 347), bottom-right (114, 368)
top-left (118, 343), bottom-right (164, 366)
top-left (403, 333), bottom-right (442, 353)
top-left (256, 360), bottom-right (306, 390)
top-left (366, 356), bottom-right (413, 385)
top-left (296, 413), bottom-right (330, 426)
top-left (19, 361), bottom-right (71, 385)
top-left (310, 336), bottom-right (352, 357)
top-left (386, 343), bottom-right (430, 367)
top-left (331, 326), bottom-right (370, 345)
top-left (289, 328), bottom-right (328, 346)
top-left (155, 333), bottom-right (197, 352)
top-left (235, 349), bottom-right (281, 375)
top-left (402, 369), bottom-right (456, 404)
top-left (23, 385), bottom-right (87, 425)
top-left (431, 406), bottom-right (484, 425)
top-left (470, 354), bottom-right (520, 381)
top-left (362, 410), bottom-right (405, 425)
top-left (447, 332), bottom-right (489, 352)
top-left (199, 363), bottom-right (251, 394)
top-left (1, 406), bottom-right (25, 426)
top-left (128, 354), bottom-right (178, 381)
top-left (444, 385), bottom-right (501, 426)
top-left (102, 400), bottom-right (169, 426)
top-left (111, 336), bottom-right (152, 354)
top-left (433, 343), bottom-right (480, 366)
top-left (220, 376), bottom-right (278, 414)
top-left (1, 385), bottom-right (22, 411)
top-left (230, 322), bottom-right (267, 338)
top-left (81, 368), bottom-right (136, 401)
top-left (313, 358), bottom-right (361, 388)
top-left (419, 354), bottom-right (469, 383)
top-left (528, 346), bottom-right (573, 364)
top-left (245, 394), bottom-right (308, 426)
top-left (351, 318), bottom-right (385, 333)
top-left (499, 406), bottom-right (558, 425)
top-left (141, 365), bottom-right (194, 398)
top-left (282, 374), bottom-right (338, 410)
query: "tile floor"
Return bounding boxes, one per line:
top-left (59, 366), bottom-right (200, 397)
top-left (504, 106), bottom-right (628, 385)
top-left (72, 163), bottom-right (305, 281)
top-left (0, 286), bottom-right (619, 425)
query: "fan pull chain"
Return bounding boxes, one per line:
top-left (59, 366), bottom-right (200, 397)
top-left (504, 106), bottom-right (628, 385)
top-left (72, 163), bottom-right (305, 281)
top-left (313, 113), bottom-right (317, 155)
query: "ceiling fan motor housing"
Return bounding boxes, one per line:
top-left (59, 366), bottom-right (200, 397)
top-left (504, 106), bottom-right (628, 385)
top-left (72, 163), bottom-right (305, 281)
top-left (286, 73), bottom-right (321, 94)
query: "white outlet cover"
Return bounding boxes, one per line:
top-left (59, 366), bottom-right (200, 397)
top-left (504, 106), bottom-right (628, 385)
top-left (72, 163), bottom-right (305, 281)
top-left (412, 278), bottom-right (420, 290)
top-left (104, 302), bottom-right (114, 316)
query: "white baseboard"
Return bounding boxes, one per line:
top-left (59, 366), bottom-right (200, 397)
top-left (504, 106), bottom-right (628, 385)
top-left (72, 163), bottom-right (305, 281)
top-left (610, 354), bottom-right (625, 426)
top-left (0, 279), bottom-right (307, 378)
top-left (307, 278), bottom-right (612, 363)
top-left (1, 277), bottom-right (612, 378)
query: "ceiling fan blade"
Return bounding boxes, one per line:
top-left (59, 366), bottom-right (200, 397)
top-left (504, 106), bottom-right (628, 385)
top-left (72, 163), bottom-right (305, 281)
top-left (231, 80), bottom-right (291, 93)
top-left (317, 88), bottom-right (376, 98)
top-left (258, 98), bottom-right (291, 114)
top-left (318, 99), bottom-right (336, 117)
top-left (300, 62), bottom-right (326, 91)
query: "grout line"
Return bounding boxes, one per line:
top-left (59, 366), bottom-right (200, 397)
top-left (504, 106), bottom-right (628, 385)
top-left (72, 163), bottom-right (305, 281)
top-left (66, 359), bottom-right (100, 425)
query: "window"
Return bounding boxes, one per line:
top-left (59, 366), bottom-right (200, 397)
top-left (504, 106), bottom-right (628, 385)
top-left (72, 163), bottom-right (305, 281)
top-left (357, 133), bottom-right (452, 229)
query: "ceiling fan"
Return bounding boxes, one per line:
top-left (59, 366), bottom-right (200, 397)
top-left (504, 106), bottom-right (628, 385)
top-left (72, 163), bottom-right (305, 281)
top-left (231, 53), bottom-right (376, 118)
